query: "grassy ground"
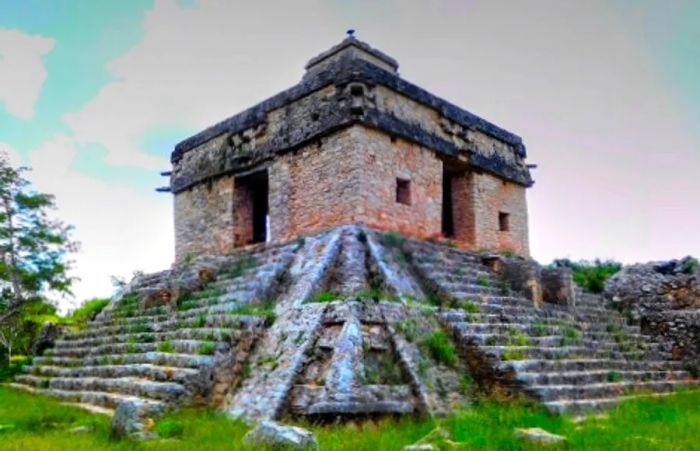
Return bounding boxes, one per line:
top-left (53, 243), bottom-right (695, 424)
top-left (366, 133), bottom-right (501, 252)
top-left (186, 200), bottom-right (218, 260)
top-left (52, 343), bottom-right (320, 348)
top-left (0, 386), bottom-right (698, 450)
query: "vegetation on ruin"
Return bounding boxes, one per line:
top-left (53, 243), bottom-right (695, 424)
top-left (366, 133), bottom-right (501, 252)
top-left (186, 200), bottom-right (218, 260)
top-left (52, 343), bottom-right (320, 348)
top-left (229, 300), bottom-right (276, 325)
top-left (1, 385), bottom-right (699, 450)
top-left (551, 258), bottom-right (622, 293)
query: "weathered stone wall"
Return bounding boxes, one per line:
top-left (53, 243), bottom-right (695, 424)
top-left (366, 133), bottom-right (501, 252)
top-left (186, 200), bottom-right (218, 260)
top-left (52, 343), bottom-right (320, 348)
top-left (605, 257), bottom-right (699, 367)
top-left (174, 176), bottom-right (234, 261)
top-left (269, 126), bottom-right (443, 242)
top-left (471, 173), bottom-right (529, 256)
top-left (353, 127), bottom-right (442, 239)
top-left (268, 128), bottom-right (363, 242)
top-left (173, 123), bottom-right (530, 258)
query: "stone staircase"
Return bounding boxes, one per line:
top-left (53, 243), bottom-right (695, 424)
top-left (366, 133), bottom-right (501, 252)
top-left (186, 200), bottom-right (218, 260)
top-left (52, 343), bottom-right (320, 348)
top-left (10, 242), bottom-right (299, 415)
top-left (403, 238), bottom-right (696, 413)
top-left (7, 226), bottom-right (698, 419)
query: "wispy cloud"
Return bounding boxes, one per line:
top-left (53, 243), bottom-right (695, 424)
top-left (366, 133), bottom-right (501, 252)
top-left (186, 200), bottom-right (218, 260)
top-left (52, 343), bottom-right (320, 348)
top-left (0, 28), bottom-right (54, 119)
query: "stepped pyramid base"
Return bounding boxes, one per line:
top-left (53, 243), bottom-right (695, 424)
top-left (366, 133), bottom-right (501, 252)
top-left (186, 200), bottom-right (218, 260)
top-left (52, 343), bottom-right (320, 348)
top-left (13, 225), bottom-right (698, 421)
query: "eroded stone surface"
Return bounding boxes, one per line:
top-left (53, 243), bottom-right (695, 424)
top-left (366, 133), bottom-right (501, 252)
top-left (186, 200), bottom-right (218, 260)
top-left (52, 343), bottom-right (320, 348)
top-left (242, 420), bottom-right (318, 451)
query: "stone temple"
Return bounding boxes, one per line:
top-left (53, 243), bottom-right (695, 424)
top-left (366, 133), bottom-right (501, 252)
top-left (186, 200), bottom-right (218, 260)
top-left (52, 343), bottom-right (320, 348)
top-left (168, 35), bottom-right (532, 261)
top-left (11, 37), bottom-right (697, 433)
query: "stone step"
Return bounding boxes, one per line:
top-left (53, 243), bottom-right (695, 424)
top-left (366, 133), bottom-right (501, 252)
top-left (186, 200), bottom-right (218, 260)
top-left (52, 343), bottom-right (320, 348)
top-left (516, 369), bottom-right (690, 386)
top-left (91, 299), bottom-right (253, 327)
top-left (503, 358), bottom-right (686, 374)
top-left (15, 375), bottom-right (187, 403)
top-left (33, 351), bottom-right (214, 369)
top-left (45, 338), bottom-right (228, 359)
top-left (456, 332), bottom-right (621, 349)
top-left (28, 363), bottom-right (200, 384)
top-left (7, 383), bottom-right (166, 413)
top-left (527, 380), bottom-right (689, 402)
top-left (477, 345), bottom-right (628, 361)
top-left (56, 327), bottom-right (237, 349)
top-left (62, 311), bottom-right (262, 342)
top-left (543, 392), bottom-right (679, 414)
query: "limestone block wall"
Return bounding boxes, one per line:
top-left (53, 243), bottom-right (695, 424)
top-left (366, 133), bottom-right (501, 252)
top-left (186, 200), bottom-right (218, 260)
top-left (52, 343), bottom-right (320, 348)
top-left (470, 173), bottom-right (529, 256)
top-left (174, 176), bottom-right (235, 261)
top-left (269, 125), bottom-right (443, 242)
top-left (268, 128), bottom-right (363, 242)
top-left (352, 126), bottom-right (442, 239)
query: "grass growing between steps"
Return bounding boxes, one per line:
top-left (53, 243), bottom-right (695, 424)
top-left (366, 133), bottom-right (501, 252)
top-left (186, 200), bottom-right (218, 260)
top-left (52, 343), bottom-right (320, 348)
top-left (1, 386), bottom-right (700, 450)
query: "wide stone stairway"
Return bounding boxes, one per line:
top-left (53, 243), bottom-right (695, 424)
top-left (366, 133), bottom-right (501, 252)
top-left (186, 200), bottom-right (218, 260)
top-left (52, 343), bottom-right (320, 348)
top-left (9, 226), bottom-right (698, 418)
top-left (11, 242), bottom-right (299, 415)
top-left (404, 239), bottom-right (696, 413)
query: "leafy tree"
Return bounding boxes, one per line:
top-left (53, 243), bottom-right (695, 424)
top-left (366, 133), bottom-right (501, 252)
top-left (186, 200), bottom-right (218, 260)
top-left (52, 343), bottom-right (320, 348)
top-left (0, 152), bottom-right (76, 330)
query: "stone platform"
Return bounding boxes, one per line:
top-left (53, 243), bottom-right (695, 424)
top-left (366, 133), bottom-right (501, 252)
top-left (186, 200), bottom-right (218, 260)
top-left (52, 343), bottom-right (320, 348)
top-left (11, 225), bottom-right (698, 420)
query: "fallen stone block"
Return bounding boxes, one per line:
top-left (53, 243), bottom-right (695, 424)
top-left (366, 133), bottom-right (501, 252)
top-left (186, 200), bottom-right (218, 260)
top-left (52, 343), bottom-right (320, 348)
top-left (242, 420), bottom-right (319, 450)
top-left (514, 427), bottom-right (567, 444)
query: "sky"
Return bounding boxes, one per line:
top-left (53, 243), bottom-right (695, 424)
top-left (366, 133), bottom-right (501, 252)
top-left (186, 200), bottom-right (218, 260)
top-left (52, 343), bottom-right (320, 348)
top-left (0, 0), bottom-right (698, 311)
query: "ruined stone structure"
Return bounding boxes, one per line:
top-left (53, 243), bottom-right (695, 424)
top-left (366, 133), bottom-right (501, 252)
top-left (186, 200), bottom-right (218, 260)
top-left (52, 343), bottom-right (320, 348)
top-left (10, 37), bottom-right (697, 435)
top-left (167, 36), bottom-right (533, 261)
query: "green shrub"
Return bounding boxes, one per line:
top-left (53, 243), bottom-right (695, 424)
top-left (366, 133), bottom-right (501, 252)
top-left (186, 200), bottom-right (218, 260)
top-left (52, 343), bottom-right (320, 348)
top-left (197, 341), bottom-right (216, 356)
top-left (395, 318), bottom-right (419, 342)
top-left (532, 319), bottom-right (547, 336)
top-left (607, 370), bottom-right (622, 382)
top-left (460, 300), bottom-right (479, 314)
top-left (380, 231), bottom-right (406, 248)
top-left (551, 258), bottom-right (622, 293)
top-left (312, 291), bottom-right (335, 303)
top-left (505, 328), bottom-right (530, 347)
top-left (501, 348), bottom-right (526, 361)
top-left (422, 331), bottom-right (456, 366)
top-left (477, 276), bottom-right (491, 287)
top-left (560, 326), bottom-right (582, 346)
top-left (0, 356), bottom-right (31, 381)
top-left (230, 300), bottom-right (276, 325)
top-left (158, 340), bottom-right (173, 353)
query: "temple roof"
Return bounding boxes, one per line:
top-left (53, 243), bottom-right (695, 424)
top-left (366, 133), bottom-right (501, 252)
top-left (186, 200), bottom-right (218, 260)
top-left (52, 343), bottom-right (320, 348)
top-left (171, 36), bottom-right (533, 190)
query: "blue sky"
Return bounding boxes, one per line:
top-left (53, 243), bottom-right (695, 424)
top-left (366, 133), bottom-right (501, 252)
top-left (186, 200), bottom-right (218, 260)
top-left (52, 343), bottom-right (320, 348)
top-left (0, 0), bottom-right (698, 310)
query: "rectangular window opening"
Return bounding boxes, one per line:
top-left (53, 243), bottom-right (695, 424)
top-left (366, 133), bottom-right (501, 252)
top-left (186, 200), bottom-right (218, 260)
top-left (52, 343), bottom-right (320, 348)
top-left (396, 178), bottom-right (411, 205)
top-left (499, 212), bottom-right (510, 232)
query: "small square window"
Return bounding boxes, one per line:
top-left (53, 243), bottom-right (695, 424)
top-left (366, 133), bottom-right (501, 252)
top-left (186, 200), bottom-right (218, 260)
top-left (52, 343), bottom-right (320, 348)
top-left (499, 212), bottom-right (510, 232)
top-left (396, 178), bottom-right (411, 205)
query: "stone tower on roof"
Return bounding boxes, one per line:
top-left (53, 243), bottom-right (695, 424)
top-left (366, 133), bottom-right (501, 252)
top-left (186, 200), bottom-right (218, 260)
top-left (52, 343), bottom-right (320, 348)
top-left (167, 35), bottom-right (533, 261)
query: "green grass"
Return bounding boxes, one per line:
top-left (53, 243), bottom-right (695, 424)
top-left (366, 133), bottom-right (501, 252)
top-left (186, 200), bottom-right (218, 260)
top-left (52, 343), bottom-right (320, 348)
top-left (197, 341), bottom-right (216, 356)
top-left (420, 331), bottom-right (457, 366)
top-left (229, 300), bottom-right (277, 325)
top-left (312, 290), bottom-right (336, 303)
top-left (157, 340), bottom-right (173, 353)
top-left (0, 386), bottom-right (699, 449)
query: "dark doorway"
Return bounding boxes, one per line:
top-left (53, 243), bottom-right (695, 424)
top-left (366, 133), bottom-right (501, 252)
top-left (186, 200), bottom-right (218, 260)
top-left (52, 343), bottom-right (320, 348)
top-left (234, 170), bottom-right (269, 246)
top-left (442, 170), bottom-right (454, 238)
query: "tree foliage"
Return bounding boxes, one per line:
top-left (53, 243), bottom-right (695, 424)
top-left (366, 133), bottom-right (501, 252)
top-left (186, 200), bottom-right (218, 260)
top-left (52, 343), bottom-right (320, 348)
top-left (0, 152), bottom-right (76, 331)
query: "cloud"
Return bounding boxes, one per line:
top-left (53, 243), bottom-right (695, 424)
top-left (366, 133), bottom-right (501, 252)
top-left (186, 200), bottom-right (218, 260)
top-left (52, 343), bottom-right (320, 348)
top-left (26, 134), bottom-right (173, 311)
top-left (62, 0), bottom-right (342, 170)
top-left (0, 28), bottom-right (54, 119)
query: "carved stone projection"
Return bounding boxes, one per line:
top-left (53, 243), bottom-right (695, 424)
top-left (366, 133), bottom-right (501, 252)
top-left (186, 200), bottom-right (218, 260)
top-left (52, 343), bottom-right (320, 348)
top-left (287, 301), bottom-right (416, 418)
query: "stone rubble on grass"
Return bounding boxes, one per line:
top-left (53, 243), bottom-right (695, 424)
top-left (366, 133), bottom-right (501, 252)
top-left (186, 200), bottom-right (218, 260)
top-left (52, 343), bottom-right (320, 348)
top-left (514, 427), bottom-right (567, 444)
top-left (242, 420), bottom-right (319, 450)
top-left (109, 399), bottom-right (159, 440)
